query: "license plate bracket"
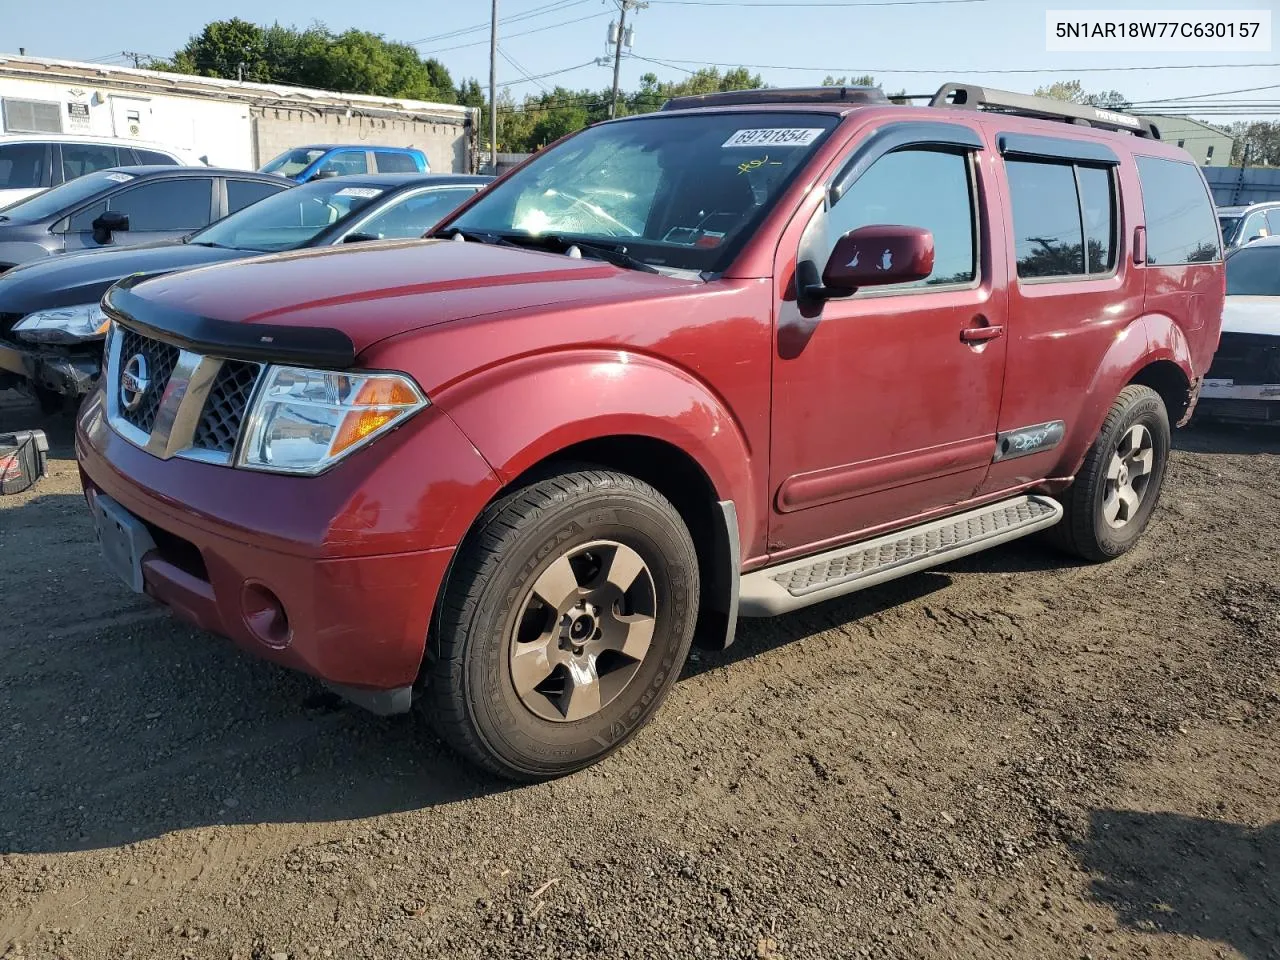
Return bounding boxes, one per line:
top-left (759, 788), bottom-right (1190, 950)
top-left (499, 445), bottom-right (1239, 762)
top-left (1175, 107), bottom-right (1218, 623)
top-left (90, 492), bottom-right (157, 594)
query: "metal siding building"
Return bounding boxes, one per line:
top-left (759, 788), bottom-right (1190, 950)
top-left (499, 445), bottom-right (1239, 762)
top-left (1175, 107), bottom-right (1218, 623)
top-left (1138, 115), bottom-right (1234, 167)
top-left (0, 54), bottom-right (476, 173)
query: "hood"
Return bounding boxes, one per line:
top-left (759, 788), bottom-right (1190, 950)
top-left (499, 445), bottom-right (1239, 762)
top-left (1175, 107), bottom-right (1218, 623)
top-left (1222, 296), bottom-right (1280, 337)
top-left (0, 242), bottom-right (248, 315)
top-left (125, 239), bottom-right (697, 354)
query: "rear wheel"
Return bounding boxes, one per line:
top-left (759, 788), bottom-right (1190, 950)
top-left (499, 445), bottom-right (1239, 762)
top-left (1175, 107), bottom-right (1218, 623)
top-left (423, 468), bottom-right (699, 780)
top-left (1049, 384), bottom-right (1171, 562)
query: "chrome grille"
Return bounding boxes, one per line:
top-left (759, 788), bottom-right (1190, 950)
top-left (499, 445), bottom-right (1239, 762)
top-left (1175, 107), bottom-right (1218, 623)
top-left (104, 323), bottom-right (262, 467)
top-left (192, 360), bottom-right (261, 454)
top-left (117, 328), bottom-right (180, 434)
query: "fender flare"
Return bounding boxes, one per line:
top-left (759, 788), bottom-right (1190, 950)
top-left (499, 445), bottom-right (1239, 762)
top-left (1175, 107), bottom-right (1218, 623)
top-left (1058, 313), bottom-right (1195, 476)
top-left (434, 347), bottom-right (761, 555)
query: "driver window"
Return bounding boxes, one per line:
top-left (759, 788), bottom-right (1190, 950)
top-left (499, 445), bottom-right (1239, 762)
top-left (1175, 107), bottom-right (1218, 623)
top-left (319, 150), bottom-right (368, 176)
top-left (1242, 211), bottom-right (1269, 243)
top-left (808, 147), bottom-right (978, 291)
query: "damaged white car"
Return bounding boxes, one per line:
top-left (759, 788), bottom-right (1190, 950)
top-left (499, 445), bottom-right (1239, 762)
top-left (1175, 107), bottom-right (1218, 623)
top-left (1198, 235), bottom-right (1280, 423)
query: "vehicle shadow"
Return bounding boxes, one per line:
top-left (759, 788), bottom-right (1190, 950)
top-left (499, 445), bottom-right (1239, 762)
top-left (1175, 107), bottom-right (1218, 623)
top-left (1076, 808), bottom-right (1280, 959)
top-left (1177, 420), bottom-right (1280, 456)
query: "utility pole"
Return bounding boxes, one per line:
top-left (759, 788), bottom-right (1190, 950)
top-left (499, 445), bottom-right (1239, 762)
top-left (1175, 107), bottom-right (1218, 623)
top-left (608, 1), bottom-right (646, 119)
top-left (489, 0), bottom-right (499, 174)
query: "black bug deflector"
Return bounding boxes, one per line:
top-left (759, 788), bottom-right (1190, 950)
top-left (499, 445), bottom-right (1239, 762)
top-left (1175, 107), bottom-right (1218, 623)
top-left (102, 274), bottom-right (358, 369)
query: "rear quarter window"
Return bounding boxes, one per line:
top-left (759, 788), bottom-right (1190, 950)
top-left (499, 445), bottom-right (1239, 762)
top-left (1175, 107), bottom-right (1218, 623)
top-left (374, 152), bottom-right (420, 173)
top-left (1136, 156), bottom-right (1220, 265)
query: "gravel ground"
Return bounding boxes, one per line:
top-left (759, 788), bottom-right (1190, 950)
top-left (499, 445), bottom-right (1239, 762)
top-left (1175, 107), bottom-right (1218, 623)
top-left (0, 408), bottom-right (1277, 960)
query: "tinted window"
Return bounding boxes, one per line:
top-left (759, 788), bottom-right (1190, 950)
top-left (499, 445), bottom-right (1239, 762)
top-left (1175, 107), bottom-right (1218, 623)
top-left (1267, 210), bottom-right (1280, 235)
top-left (812, 148), bottom-right (977, 289)
top-left (62, 144), bottom-right (123, 180)
top-left (1007, 160), bottom-right (1083, 278)
top-left (0, 142), bottom-right (48, 190)
top-left (71, 178), bottom-right (212, 231)
top-left (1226, 245), bottom-right (1280, 296)
top-left (1077, 166), bottom-right (1116, 273)
top-left (135, 149), bottom-right (178, 165)
top-left (320, 151), bottom-right (368, 176)
top-left (227, 179), bottom-right (286, 213)
top-left (374, 152), bottom-right (419, 173)
top-left (356, 187), bottom-right (477, 239)
top-left (1136, 156), bottom-right (1220, 265)
top-left (1218, 215), bottom-right (1241, 246)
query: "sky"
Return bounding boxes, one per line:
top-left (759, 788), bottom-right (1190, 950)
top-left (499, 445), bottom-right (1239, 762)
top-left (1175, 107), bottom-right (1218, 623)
top-left (3, 0), bottom-right (1278, 121)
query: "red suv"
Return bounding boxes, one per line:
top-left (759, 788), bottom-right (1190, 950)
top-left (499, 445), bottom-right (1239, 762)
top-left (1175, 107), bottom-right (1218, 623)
top-left (76, 84), bottom-right (1224, 779)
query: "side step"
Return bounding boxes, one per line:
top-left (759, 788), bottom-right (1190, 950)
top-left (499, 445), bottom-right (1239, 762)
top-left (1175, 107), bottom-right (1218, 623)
top-left (739, 495), bottom-right (1062, 617)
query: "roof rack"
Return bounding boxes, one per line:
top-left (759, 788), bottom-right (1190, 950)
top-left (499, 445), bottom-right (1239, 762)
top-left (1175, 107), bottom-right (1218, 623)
top-left (930, 82), bottom-right (1161, 139)
top-left (661, 86), bottom-right (888, 112)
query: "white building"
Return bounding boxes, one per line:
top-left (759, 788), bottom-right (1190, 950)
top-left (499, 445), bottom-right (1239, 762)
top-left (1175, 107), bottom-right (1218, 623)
top-left (0, 54), bottom-right (477, 173)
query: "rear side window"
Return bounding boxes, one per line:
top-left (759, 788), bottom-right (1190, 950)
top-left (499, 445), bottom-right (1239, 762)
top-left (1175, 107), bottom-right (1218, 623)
top-left (1135, 156), bottom-right (1220, 265)
top-left (61, 144), bottom-right (124, 180)
top-left (227, 179), bottom-right (285, 213)
top-left (374, 151), bottom-right (419, 173)
top-left (0, 142), bottom-right (49, 190)
top-left (135, 149), bottom-right (178, 165)
top-left (1267, 210), bottom-right (1280, 235)
top-left (816, 148), bottom-right (978, 290)
top-left (1005, 159), bottom-right (1117, 279)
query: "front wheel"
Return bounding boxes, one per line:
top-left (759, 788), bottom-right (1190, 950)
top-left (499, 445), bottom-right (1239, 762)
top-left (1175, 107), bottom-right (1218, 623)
top-left (423, 468), bottom-right (699, 780)
top-left (1049, 384), bottom-right (1171, 562)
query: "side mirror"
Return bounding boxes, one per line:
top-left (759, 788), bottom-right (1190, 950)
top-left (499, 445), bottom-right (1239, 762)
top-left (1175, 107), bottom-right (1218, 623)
top-left (1246, 234), bottom-right (1264, 244)
top-left (342, 232), bottom-right (378, 244)
top-left (309, 168), bottom-right (339, 182)
top-left (92, 210), bottom-right (130, 244)
top-left (809, 225), bottom-right (935, 298)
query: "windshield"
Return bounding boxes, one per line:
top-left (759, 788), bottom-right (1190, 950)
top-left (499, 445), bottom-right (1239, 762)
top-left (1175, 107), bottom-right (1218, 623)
top-left (1219, 215), bottom-right (1241, 246)
top-left (1226, 244), bottom-right (1280, 296)
top-left (190, 180), bottom-right (388, 251)
top-left (0, 170), bottom-right (130, 220)
top-left (447, 112), bottom-right (839, 273)
top-left (261, 148), bottom-right (327, 177)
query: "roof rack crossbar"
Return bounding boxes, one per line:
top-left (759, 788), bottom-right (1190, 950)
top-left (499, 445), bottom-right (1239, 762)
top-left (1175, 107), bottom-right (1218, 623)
top-left (930, 83), bottom-right (1161, 140)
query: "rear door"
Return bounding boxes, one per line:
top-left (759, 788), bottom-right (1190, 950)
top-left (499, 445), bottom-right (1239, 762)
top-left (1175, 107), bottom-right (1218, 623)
top-left (62, 176), bottom-right (217, 251)
top-left (57, 142), bottom-right (125, 185)
top-left (768, 120), bottom-right (1008, 554)
top-left (979, 129), bottom-right (1138, 495)
top-left (373, 150), bottom-right (421, 173)
top-left (0, 141), bottom-right (51, 206)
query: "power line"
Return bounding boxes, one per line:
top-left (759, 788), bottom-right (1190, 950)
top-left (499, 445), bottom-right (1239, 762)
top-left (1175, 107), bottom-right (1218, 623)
top-left (1137, 83), bottom-right (1280, 104)
top-left (409, 0), bottom-right (593, 46)
top-left (651, 0), bottom-right (988, 4)
top-left (419, 11), bottom-right (612, 56)
top-left (641, 57), bottom-right (1280, 75)
top-left (498, 58), bottom-right (601, 88)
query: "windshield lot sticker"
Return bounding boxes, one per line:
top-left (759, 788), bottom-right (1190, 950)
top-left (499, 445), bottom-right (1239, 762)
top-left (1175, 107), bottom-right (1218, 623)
top-left (736, 155), bottom-right (784, 175)
top-left (335, 187), bottom-right (384, 198)
top-left (103, 173), bottom-right (134, 183)
top-left (722, 128), bottom-right (823, 148)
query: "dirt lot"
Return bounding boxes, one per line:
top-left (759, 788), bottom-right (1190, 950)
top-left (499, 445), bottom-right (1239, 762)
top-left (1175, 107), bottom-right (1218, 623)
top-left (0, 405), bottom-right (1277, 960)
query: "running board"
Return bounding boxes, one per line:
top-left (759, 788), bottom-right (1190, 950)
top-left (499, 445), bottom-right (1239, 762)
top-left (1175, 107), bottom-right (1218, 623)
top-left (739, 495), bottom-right (1062, 617)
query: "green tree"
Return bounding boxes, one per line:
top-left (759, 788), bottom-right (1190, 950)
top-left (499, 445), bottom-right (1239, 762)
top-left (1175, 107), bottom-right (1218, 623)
top-left (1034, 80), bottom-right (1129, 109)
top-left (822, 74), bottom-right (877, 87)
top-left (1222, 121), bottom-right (1280, 166)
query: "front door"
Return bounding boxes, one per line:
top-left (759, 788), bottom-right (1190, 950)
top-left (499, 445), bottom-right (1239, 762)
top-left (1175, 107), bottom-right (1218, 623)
top-left (62, 177), bottom-right (216, 252)
top-left (768, 130), bottom-right (1007, 555)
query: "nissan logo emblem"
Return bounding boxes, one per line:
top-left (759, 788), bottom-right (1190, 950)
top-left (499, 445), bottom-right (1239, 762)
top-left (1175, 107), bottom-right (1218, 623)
top-left (120, 353), bottom-right (151, 412)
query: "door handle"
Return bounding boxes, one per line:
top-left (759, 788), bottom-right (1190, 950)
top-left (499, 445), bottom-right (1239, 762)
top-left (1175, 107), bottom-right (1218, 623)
top-left (960, 321), bottom-right (1004, 344)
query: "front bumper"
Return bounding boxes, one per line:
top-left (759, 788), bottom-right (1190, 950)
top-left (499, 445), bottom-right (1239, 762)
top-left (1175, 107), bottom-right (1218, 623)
top-left (75, 386), bottom-right (502, 700)
top-left (0, 338), bottom-right (99, 397)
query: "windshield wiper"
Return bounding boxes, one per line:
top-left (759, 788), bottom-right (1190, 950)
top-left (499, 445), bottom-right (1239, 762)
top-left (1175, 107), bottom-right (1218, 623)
top-left (514, 234), bottom-right (658, 274)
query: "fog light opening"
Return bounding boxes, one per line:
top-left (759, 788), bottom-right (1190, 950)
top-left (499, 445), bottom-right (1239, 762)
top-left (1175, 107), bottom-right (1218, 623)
top-left (241, 581), bottom-right (291, 649)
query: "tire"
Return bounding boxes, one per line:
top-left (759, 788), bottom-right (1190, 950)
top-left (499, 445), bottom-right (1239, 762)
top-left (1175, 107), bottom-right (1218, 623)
top-left (423, 468), bottom-right (700, 781)
top-left (1049, 384), bottom-right (1171, 562)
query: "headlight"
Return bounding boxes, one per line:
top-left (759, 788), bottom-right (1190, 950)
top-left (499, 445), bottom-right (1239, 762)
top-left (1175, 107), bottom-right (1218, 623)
top-left (238, 366), bottom-right (427, 475)
top-left (12, 302), bottom-right (111, 344)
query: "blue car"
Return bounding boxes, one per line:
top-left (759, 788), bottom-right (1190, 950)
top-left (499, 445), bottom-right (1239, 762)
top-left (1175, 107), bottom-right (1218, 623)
top-left (259, 144), bottom-right (429, 183)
